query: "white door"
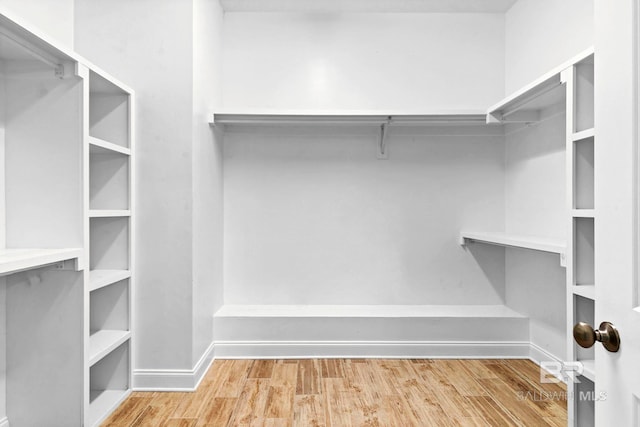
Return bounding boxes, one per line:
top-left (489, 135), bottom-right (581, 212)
top-left (592, 0), bottom-right (640, 424)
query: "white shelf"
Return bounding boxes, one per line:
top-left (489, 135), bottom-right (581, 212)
top-left (460, 231), bottom-right (566, 255)
top-left (572, 128), bottom-right (595, 142)
top-left (89, 136), bottom-right (131, 156)
top-left (89, 210), bottom-right (131, 218)
top-left (487, 48), bottom-right (594, 123)
top-left (0, 248), bottom-right (82, 276)
top-left (212, 110), bottom-right (487, 126)
top-left (580, 359), bottom-right (595, 382)
top-left (89, 269), bottom-right (131, 292)
top-left (572, 209), bottom-right (595, 218)
top-left (573, 285), bottom-right (595, 300)
top-left (88, 389), bottom-right (130, 427)
top-left (89, 330), bottom-right (131, 366)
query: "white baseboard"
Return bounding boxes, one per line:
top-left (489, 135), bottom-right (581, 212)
top-left (133, 341), bottom-right (215, 391)
top-left (528, 342), bottom-right (567, 384)
top-left (130, 340), bottom-right (568, 390)
top-left (213, 340), bottom-right (531, 359)
top-left (0, 416), bottom-right (9, 427)
top-left (529, 342), bottom-right (563, 366)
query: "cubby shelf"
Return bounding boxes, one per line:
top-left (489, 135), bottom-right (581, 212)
top-left (580, 359), bottom-right (595, 382)
top-left (572, 209), bottom-right (595, 218)
top-left (572, 128), bottom-right (595, 142)
top-left (89, 269), bottom-right (131, 292)
top-left (572, 285), bottom-right (595, 300)
top-left (0, 248), bottom-right (82, 276)
top-left (89, 136), bottom-right (131, 156)
top-left (89, 330), bottom-right (131, 366)
top-left (89, 210), bottom-right (131, 218)
top-left (459, 231), bottom-right (566, 255)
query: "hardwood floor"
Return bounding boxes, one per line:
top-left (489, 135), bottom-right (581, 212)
top-left (102, 359), bottom-right (567, 426)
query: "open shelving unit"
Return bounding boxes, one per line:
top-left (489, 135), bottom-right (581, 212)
top-left (565, 52), bottom-right (596, 427)
top-left (82, 66), bottom-right (134, 426)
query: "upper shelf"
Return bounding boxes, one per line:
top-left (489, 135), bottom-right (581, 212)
top-left (460, 231), bottom-right (566, 255)
top-left (0, 248), bottom-right (83, 276)
top-left (487, 48), bottom-right (594, 124)
top-left (212, 110), bottom-right (487, 126)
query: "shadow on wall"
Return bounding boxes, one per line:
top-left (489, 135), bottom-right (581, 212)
top-left (464, 242), bottom-right (507, 303)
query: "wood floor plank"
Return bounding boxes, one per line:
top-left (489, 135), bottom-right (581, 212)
top-left (294, 394), bottom-right (327, 427)
top-left (229, 379), bottom-right (272, 426)
top-left (271, 362), bottom-right (298, 388)
top-left (320, 359), bottom-right (345, 378)
top-left (214, 359), bottom-right (253, 398)
top-left (441, 360), bottom-right (491, 397)
top-left (296, 359), bottom-right (321, 395)
top-left (265, 385), bottom-right (295, 419)
top-left (466, 396), bottom-right (521, 427)
top-left (195, 397), bottom-right (237, 426)
top-left (249, 360), bottom-right (276, 379)
top-left (322, 378), bottom-right (353, 426)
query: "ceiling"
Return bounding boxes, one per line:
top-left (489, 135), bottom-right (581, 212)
top-left (220, 0), bottom-right (518, 13)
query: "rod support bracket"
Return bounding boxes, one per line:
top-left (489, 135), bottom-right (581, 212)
top-left (377, 117), bottom-right (391, 160)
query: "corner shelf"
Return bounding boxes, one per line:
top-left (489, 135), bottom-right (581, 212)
top-left (572, 285), bottom-right (595, 300)
top-left (460, 231), bottom-right (566, 255)
top-left (0, 248), bottom-right (83, 276)
top-left (89, 269), bottom-right (131, 292)
top-left (89, 210), bottom-right (131, 218)
top-left (89, 136), bottom-right (131, 156)
top-left (572, 128), bottom-right (595, 142)
top-left (89, 330), bottom-right (131, 366)
top-left (572, 209), bottom-right (595, 218)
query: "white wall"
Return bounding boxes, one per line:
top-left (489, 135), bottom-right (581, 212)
top-left (222, 12), bottom-right (505, 111)
top-left (75, 0), bottom-right (196, 370)
top-left (0, 0), bottom-right (74, 48)
top-left (192, 0), bottom-right (224, 366)
top-left (224, 125), bottom-right (506, 305)
top-left (505, 0), bottom-right (594, 94)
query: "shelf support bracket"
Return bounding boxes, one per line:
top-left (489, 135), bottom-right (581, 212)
top-left (560, 252), bottom-right (567, 268)
top-left (377, 117), bottom-right (391, 160)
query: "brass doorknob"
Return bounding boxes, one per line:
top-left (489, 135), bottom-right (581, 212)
top-left (573, 321), bottom-right (620, 352)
